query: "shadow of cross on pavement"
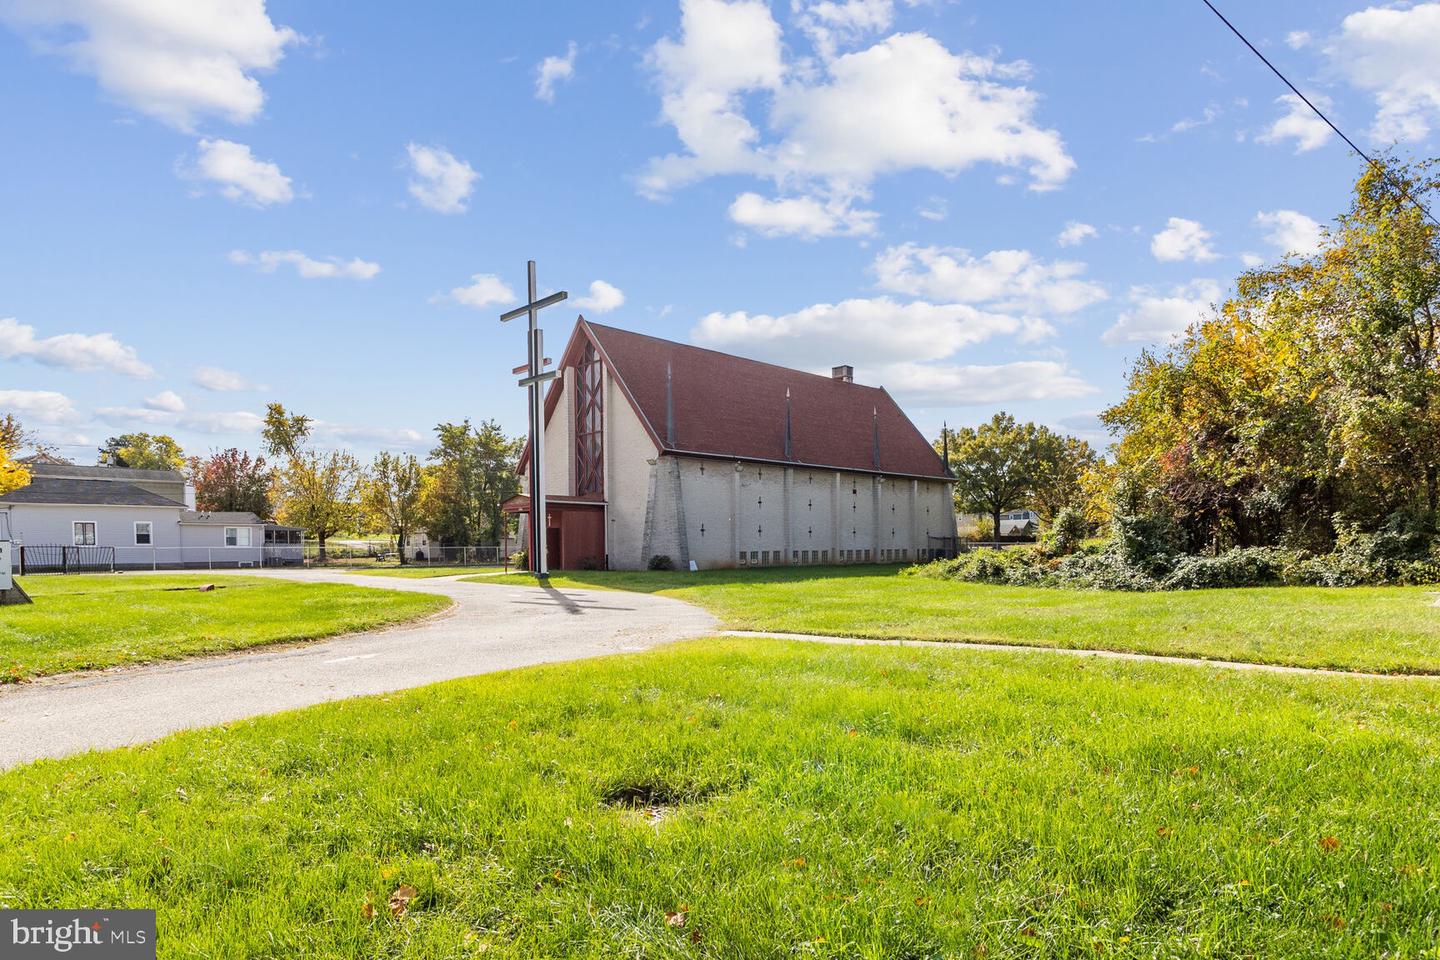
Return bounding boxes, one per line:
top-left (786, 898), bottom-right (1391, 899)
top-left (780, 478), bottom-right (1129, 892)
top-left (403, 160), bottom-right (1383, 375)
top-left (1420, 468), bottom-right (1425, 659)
top-left (508, 585), bottom-right (637, 615)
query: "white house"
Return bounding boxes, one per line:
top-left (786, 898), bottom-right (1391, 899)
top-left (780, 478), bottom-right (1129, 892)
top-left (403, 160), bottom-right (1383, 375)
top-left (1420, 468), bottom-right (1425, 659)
top-left (0, 463), bottom-right (301, 571)
top-left (505, 319), bottom-right (957, 571)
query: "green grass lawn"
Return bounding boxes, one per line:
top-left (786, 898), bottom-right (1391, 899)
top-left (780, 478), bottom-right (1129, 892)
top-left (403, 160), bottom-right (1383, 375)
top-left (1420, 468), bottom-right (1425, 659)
top-left (3, 638), bottom-right (1437, 957)
top-left (470, 566), bottom-right (1440, 674)
top-left (0, 575), bottom-right (450, 682)
top-left (352, 565), bottom-right (504, 579)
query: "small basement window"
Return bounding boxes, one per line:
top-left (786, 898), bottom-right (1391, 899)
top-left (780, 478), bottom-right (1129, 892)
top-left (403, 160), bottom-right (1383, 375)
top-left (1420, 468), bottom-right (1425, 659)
top-left (134, 521), bottom-right (152, 545)
top-left (225, 527), bottom-right (253, 548)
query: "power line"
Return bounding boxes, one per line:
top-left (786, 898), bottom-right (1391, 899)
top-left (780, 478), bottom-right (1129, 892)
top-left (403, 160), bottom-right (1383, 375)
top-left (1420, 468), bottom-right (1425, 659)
top-left (1200, 0), bottom-right (1440, 229)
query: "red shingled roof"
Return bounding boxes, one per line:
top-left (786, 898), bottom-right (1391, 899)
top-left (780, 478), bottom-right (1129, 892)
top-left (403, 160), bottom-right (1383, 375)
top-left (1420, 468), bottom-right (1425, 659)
top-left (521, 319), bottom-right (952, 481)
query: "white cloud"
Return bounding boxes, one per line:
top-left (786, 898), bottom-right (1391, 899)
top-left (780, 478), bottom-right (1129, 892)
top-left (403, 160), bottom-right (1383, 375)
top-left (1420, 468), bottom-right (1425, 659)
top-left (693, 297), bottom-right (1025, 368)
top-left (1240, 252), bottom-right (1265, 268)
top-left (1150, 217), bottom-right (1218, 263)
top-left (917, 196), bottom-right (947, 221)
top-left (535, 41), bottom-right (577, 102)
top-left (0, 0), bottom-right (299, 130)
top-left (405, 143), bottom-right (478, 214)
top-left (771, 33), bottom-right (1073, 190)
top-left (96, 404), bottom-right (264, 435)
top-left (229, 249), bottom-right (380, 280)
top-left (444, 274), bottom-right (515, 309)
top-left (1170, 103), bottom-right (1221, 134)
top-left (317, 423), bottom-right (425, 447)
top-left (1255, 209), bottom-right (1325, 257)
top-left (874, 359), bottom-right (1097, 405)
top-left (192, 366), bottom-right (265, 392)
top-left (872, 243), bottom-right (1107, 316)
top-left (1328, 3), bottom-right (1440, 142)
top-left (1057, 221), bottom-right (1097, 247)
top-left (794, 0), bottom-right (897, 58)
top-left (0, 389), bottom-right (78, 423)
top-left (574, 280), bottom-right (626, 314)
top-left (727, 191), bottom-right (877, 238)
top-left (144, 390), bottom-right (186, 413)
top-left (1258, 93), bottom-right (1333, 153)
top-left (182, 138), bottom-right (293, 206)
top-left (0, 317), bottom-right (154, 378)
top-left (1286, 30), bottom-right (1312, 49)
top-left (1103, 280), bottom-right (1223, 345)
top-left (642, 1), bottom-right (1073, 226)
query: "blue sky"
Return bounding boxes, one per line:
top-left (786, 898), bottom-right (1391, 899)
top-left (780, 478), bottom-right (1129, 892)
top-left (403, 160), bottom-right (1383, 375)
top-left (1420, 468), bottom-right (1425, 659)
top-left (2, 0), bottom-right (1438, 462)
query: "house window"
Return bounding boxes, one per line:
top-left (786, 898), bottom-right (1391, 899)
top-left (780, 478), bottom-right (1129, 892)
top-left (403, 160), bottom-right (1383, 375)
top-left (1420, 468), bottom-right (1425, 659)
top-left (134, 521), bottom-right (153, 546)
top-left (72, 521), bottom-right (96, 546)
top-left (574, 341), bottom-right (604, 496)
top-left (225, 527), bottom-right (252, 547)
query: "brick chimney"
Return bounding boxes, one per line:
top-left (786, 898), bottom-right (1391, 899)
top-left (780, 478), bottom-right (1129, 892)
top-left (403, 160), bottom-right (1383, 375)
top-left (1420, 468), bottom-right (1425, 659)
top-left (831, 365), bottom-right (854, 383)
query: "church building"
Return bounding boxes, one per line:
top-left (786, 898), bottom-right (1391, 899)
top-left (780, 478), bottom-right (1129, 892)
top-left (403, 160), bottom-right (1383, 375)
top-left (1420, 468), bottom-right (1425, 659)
top-left (504, 319), bottom-right (957, 571)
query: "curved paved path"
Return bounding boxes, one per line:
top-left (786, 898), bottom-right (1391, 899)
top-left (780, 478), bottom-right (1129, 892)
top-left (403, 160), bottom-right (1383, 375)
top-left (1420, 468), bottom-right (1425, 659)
top-left (0, 571), bottom-right (715, 770)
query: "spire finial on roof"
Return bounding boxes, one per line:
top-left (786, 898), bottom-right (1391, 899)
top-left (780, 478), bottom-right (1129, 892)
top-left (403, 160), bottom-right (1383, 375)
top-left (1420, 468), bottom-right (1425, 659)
top-left (784, 387), bottom-right (793, 460)
top-left (872, 405), bottom-right (881, 470)
top-left (665, 360), bottom-right (676, 447)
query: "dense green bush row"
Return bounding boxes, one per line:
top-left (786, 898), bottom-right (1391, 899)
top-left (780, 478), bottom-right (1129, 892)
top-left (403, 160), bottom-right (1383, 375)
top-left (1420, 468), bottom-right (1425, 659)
top-left (908, 512), bottom-right (1440, 591)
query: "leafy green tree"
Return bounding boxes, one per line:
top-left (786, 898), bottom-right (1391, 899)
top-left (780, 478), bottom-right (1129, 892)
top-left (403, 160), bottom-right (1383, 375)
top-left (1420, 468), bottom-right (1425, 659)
top-left (950, 413), bottom-right (1039, 540)
top-left (420, 420), bottom-right (522, 546)
top-left (1029, 429), bottom-right (1099, 525)
top-left (366, 452), bottom-right (424, 564)
top-left (262, 403), bottom-right (360, 561)
top-left (98, 433), bottom-right (185, 470)
top-left (261, 404), bottom-right (314, 460)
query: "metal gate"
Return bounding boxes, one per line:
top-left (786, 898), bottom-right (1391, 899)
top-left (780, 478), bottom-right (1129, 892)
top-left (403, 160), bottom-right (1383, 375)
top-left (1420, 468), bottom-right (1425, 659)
top-left (18, 545), bottom-right (116, 575)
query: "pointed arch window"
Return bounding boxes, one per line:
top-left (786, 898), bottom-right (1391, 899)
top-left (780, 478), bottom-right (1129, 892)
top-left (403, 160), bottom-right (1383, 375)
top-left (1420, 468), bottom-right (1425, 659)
top-left (575, 342), bottom-right (604, 495)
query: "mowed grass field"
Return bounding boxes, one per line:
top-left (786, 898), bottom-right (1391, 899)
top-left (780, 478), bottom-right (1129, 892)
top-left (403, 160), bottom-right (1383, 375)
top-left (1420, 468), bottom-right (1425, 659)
top-left (473, 566), bottom-right (1440, 674)
top-left (2, 639), bottom-right (1438, 957)
top-left (0, 575), bottom-right (449, 681)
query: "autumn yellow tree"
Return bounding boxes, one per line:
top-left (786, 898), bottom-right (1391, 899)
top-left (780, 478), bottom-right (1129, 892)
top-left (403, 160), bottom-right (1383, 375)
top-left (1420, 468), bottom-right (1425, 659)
top-left (1103, 156), bottom-right (1440, 551)
top-left (0, 414), bottom-right (32, 497)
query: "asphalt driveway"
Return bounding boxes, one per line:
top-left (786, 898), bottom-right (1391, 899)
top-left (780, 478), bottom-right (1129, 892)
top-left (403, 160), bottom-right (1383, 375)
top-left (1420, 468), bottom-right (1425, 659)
top-left (0, 571), bottom-right (715, 769)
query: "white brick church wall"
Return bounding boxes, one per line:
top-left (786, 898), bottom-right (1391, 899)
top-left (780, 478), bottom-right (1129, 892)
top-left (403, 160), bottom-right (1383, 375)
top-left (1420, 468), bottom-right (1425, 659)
top-left (520, 354), bottom-right (956, 571)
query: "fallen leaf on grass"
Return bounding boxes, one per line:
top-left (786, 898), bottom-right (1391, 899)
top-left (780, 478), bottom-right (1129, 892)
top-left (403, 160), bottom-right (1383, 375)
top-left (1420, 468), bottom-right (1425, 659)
top-left (388, 884), bottom-right (417, 918)
top-left (1319, 836), bottom-right (1341, 853)
top-left (664, 909), bottom-right (687, 928)
top-left (360, 900), bottom-right (375, 920)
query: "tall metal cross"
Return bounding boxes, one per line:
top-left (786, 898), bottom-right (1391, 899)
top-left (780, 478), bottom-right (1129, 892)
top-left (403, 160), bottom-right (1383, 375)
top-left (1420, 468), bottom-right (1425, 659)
top-left (500, 260), bottom-right (566, 578)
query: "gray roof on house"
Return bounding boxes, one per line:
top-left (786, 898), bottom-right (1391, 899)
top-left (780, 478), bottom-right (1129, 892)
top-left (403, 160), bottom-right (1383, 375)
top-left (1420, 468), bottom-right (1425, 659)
top-left (179, 511), bottom-right (264, 525)
top-left (0, 476), bottom-right (186, 508)
top-left (28, 462), bottom-right (186, 484)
